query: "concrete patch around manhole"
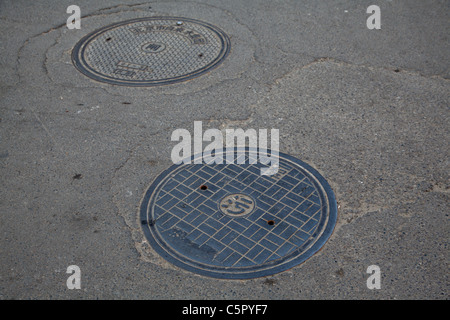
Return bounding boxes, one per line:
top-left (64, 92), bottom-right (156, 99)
top-left (38, 4), bottom-right (255, 96)
top-left (72, 17), bottom-right (231, 86)
top-left (139, 149), bottom-right (337, 279)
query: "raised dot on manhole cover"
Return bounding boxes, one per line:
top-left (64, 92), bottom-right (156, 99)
top-left (72, 17), bottom-right (230, 86)
top-left (140, 149), bottom-right (337, 279)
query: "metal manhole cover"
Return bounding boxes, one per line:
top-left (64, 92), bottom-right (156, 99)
top-left (72, 17), bottom-right (230, 86)
top-left (140, 150), bottom-right (337, 279)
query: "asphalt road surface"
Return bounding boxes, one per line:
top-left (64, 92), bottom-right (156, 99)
top-left (0, 0), bottom-right (448, 299)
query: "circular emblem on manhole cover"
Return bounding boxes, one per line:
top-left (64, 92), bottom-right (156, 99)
top-left (219, 194), bottom-right (256, 217)
top-left (72, 17), bottom-right (230, 86)
top-left (140, 149), bottom-right (337, 279)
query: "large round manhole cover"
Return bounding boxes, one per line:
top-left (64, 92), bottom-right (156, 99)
top-left (140, 150), bottom-right (337, 279)
top-left (72, 17), bottom-right (230, 86)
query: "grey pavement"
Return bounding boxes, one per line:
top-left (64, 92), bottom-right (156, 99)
top-left (0, 0), bottom-right (448, 299)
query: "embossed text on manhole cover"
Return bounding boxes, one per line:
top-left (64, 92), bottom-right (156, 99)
top-left (72, 17), bottom-right (230, 86)
top-left (140, 150), bottom-right (337, 279)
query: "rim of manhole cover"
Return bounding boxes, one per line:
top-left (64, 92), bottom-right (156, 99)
top-left (140, 149), bottom-right (337, 279)
top-left (72, 17), bottom-right (231, 86)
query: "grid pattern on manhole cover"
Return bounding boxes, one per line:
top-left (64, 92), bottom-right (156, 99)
top-left (140, 150), bottom-right (337, 279)
top-left (72, 17), bottom-right (230, 86)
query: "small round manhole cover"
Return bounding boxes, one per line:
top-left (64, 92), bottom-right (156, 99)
top-left (140, 150), bottom-right (337, 279)
top-left (72, 17), bottom-right (230, 86)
